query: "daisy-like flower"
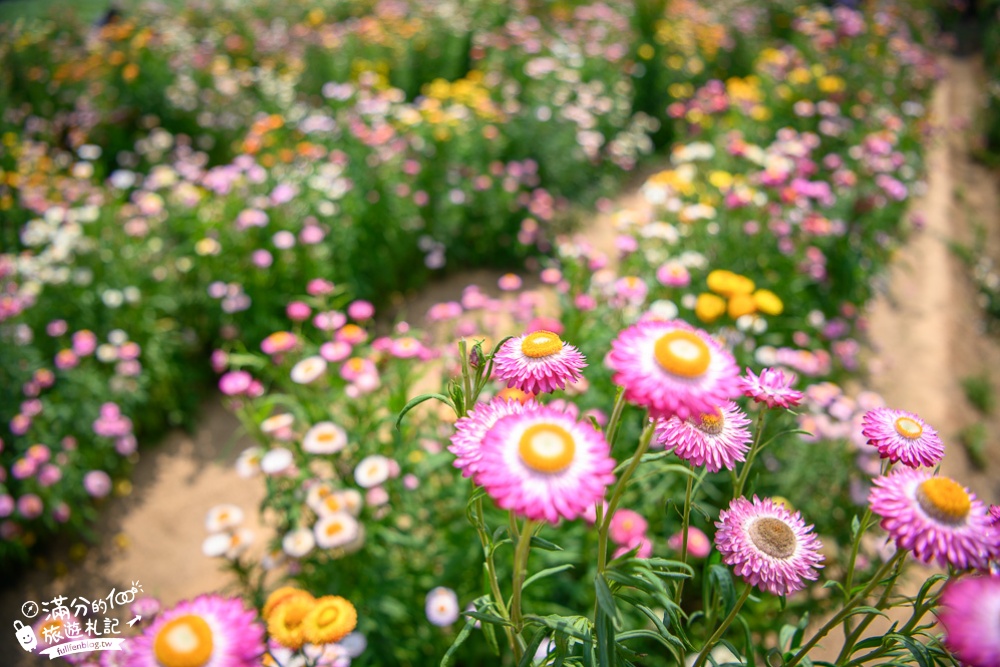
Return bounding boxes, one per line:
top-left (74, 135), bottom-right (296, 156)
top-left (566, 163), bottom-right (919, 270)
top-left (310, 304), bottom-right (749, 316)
top-left (315, 489), bottom-right (364, 517)
top-left (303, 596), bottom-right (357, 645)
top-left (740, 367), bottom-right (804, 409)
top-left (125, 594), bottom-right (264, 667)
top-left (449, 397), bottom-right (530, 478)
top-left (425, 587), bottom-right (460, 627)
top-left (260, 413), bottom-right (294, 435)
top-left (282, 528), bottom-right (315, 558)
top-left (476, 406), bottom-right (616, 524)
top-left (314, 511), bottom-right (361, 550)
top-left (354, 455), bottom-right (391, 488)
top-left (260, 448), bottom-right (294, 476)
top-left (302, 422), bottom-right (348, 455)
top-left (937, 575), bottom-right (1000, 667)
top-left (290, 355), bottom-right (327, 384)
top-left (868, 470), bottom-right (1000, 569)
top-left (492, 330), bottom-right (586, 395)
top-left (235, 446), bottom-right (263, 478)
top-left (205, 504), bottom-right (243, 532)
top-left (607, 320), bottom-right (740, 420)
top-left (715, 496), bottom-right (825, 597)
top-left (654, 401), bottom-right (751, 472)
top-left (861, 407), bottom-right (944, 468)
top-left (267, 595), bottom-right (314, 651)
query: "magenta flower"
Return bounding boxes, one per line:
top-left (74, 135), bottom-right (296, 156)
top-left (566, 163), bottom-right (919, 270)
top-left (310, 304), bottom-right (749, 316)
top-left (125, 594), bottom-right (264, 667)
top-left (715, 496), bottom-right (824, 597)
top-left (84, 470), bottom-right (112, 498)
top-left (219, 370), bottom-right (253, 396)
top-left (668, 526), bottom-right (712, 558)
top-left (654, 401), bottom-right (751, 472)
top-left (492, 331), bottom-right (587, 395)
top-left (869, 470), bottom-right (1000, 570)
top-left (476, 406), bottom-right (616, 524)
top-left (16, 494), bottom-right (43, 520)
top-left (285, 301), bottom-right (312, 321)
top-left (937, 575), bottom-right (1000, 667)
top-left (449, 397), bottom-right (531, 478)
top-left (347, 300), bottom-right (375, 320)
top-left (609, 509), bottom-right (648, 546)
top-left (261, 331), bottom-right (297, 355)
top-left (860, 407), bottom-right (943, 468)
top-left (740, 367), bottom-right (804, 409)
top-left (607, 320), bottom-right (740, 420)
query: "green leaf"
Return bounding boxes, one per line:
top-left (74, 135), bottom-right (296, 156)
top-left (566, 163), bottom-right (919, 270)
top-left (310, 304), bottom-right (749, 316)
top-left (440, 617), bottom-right (477, 667)
top-left (518, 628), bottom-right (550, 667)
top-left (530, 536), bottom-right (564, 551)
top-left (394, 392), bottom-right (454, 429)
top-left (707, 564), bottom-right (737, 614)
top-left (524, 564), bottom-right (575, 591)
top-left (526, 615), bottom-right (592, 642)
top-left (464, 610), bottom-right (512, 627)
top-left (595, 574), bottom-right (622, 629)
top-left (842, 606), bottom-right (888, 620)
top-left (885, 633), bottom-right (932, 667)
top-left (735, 616), bottom-right (757, 667)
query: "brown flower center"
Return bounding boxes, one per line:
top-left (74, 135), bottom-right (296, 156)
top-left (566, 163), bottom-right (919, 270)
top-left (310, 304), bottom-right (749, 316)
top-left (696, 409), bottom-right (725, 435)
top-left (748, 517), bottom-right (796, 559)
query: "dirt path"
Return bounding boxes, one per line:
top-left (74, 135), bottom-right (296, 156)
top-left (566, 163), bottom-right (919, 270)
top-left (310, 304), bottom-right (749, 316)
top-left (807, 54), bottom-right (1000, 662)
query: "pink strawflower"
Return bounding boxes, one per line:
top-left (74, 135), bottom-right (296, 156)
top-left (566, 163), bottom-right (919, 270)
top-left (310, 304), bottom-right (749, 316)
top-left (261, 331), bottom-right (297, 355)
top-left (84, 470), bottom-right (112, 498)
top-left (498, 273), bottom-right (523, 291)
top-left (861, 407), bottom-right (943, 468)
top-left (347, 300), bottom-right (375, 320)
top-left (427, 301), bottom-right (463, 321)
top-left (307, 278), bottom-right (336, 296)
top-left (937, 575), bottom-right (1000, 667)
top-left (869, 470), bottom-right (1000, 570)
top-left (340, 357), bottom-right (376, 382)
top-left (16, 494), bottom-right (43, 520)
top-left (320, 340), bottom-right (352, 363)
top-left (656, 261), bottom-right (690, 288)
top-left (668, 526), bottom-right (712, 558)
top-left (389, 337), bottom-right (425, 359)
top-left (609, 509), bottom-right (648, 545)
top-left (654, 401), bottom-right (751, 472)
top-left (715, 496), bottom-right (824, 597)
top-left (607, 320), bottom-right (740, 420)
top-left (740, 367), bottom-right (804, 409)
top-left (990, 505), bottom-right (1000, 526)
top-left (493, 331), bottom-right (586, 395)
top-left (219, 371), bottom-right (253, 396)
top-left (449, 397), bottom-right (531, 478)
top-left (125, 594), bottom-right (264, 667)
top-left (286, 301), bottom-right (312, 321)
top-left (476, 406), bottom-right (616, 523)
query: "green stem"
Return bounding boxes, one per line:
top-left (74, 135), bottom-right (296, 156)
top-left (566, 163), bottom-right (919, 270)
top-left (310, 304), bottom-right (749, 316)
top-left (675, 465), bottom-right (695, 604)
top-left (474, 497), bottom-right (516, 655)
top-left (458, 339), bottom-right (472, 416)
top-left (734, 409), bottom-right (767, 498)
top-left (840, 506), bottom-right (873, 635)
top-left (785, 551), bottom-right (907, 667)
top-left (836, 552), bottom-right (904, 664)
top-left (598, 421), bottom-right (654, 574)
top-left (845, 602), bottom-right (934, 667)
top-left (692, 585), bottom-right (753, 667)
top-left (605, 389), bottom-right (628, 447)
top-left (510, 519), bottom-right (537, 662)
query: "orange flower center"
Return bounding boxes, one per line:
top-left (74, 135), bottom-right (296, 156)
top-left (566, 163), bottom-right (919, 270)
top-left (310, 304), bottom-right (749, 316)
top-left (654, 330), bottom-right (711, 377)
top-left (153, 615), bottom-right (213, 667)
top-left (917, 477), bottom-right (971, 524)
top-left (697, 410), bottom-right (725, 435)
top-left (893, 416), bottom-right (923, 440)
top-left (519, 423), bottom-right (576, 473)
top-left (520, 331), bottom-right (563, 358)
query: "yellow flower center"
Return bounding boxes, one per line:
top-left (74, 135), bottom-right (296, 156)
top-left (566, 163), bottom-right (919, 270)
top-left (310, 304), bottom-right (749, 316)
top-left (153, 615), bottom-right (213, 667)
top-left (317, 432), bottom-right (336, 443)
top-left (325, 521), bottom-right (344, 537)
top-left (519, 423), bottom-right (576, 473)
top-left (520, 331), bottom-right (563, 358)
top-left (748, 517), bottom-right (796, 559)
top-left (917, 477), bottom-right (971, 524)
top-left (654, 330), bottom-right (711, 377)
top-left (893, 416), bottom-right (923, 440)
top-left (697, 410), bottom-right (725, 435)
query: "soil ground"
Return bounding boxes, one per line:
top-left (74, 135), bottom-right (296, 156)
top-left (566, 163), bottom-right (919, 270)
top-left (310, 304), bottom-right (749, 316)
top-left (2, 55), bottom-right (999, 667)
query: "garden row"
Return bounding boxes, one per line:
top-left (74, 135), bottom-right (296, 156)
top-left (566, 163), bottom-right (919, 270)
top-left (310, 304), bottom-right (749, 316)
top-left (7, 1), bottom-right (993, 666)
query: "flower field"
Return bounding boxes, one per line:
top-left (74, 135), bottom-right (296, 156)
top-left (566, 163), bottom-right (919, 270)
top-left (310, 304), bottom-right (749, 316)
top-left (2, 1), bottom-right (1000, 666)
